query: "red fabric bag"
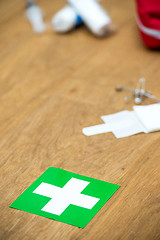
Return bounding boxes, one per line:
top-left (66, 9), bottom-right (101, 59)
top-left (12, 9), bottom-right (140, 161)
top-left (136, 0), bottom-right (160, 48)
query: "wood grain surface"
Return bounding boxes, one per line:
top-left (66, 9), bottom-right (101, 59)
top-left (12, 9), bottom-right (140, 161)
top-left (0, 0), bottom-right (160, 239)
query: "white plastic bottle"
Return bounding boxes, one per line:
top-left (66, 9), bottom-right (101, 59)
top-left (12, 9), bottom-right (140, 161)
top-left (26, 2), bottom-right (46, 34)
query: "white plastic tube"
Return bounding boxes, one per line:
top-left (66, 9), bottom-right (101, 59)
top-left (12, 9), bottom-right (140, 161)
top-left (66, 0), bottom-right (112, 37)
top-left (26, 4), bottom-right (46, 33)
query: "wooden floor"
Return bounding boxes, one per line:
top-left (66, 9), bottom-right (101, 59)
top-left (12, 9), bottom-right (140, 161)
top-left (1, 0), bottom-right (160, 239)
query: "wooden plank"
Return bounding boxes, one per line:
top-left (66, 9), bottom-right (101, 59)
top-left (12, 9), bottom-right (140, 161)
top-left (0, 0), bottom-right (160, 239)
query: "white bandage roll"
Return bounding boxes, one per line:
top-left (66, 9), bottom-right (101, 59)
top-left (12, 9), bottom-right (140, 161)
top-left (66, 0), bottom-right (112, 37)
top-left (52, 0), bottom-right (102, 33)
top-left (26, 5), bottom-right (46, 33)
top-left (52, 5), bottom-right (82, 33)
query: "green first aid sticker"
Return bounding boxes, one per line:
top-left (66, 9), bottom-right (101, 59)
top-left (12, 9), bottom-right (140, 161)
top-left (10, 167), bottom-right (120, 228)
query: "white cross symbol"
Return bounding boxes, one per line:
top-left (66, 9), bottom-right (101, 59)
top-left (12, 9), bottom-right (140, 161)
top-left (33, 177), bottom-right (100, 216)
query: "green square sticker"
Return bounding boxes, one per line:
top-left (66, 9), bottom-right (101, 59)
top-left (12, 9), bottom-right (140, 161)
top-left (10, 167), bottom-right (120, 228)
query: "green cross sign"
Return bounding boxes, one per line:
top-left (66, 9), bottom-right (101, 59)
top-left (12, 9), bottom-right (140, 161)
top-left (10, 167), bottom-right (120, 228)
